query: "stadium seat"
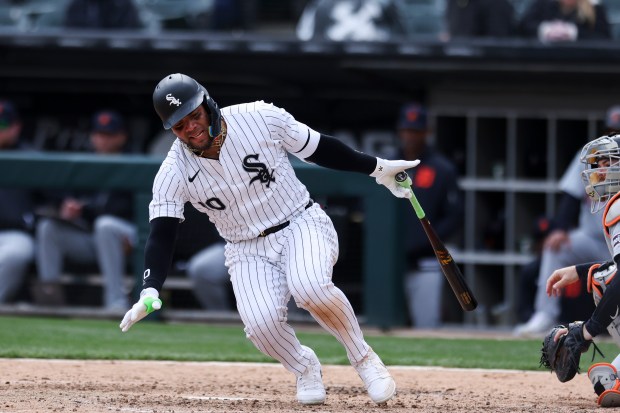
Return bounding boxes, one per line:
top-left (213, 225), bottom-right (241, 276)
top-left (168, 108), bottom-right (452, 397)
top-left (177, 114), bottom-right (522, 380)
top-left (603, 0), bottom-right (620, 39)
top-left (397, 0), bottom-right (446, 38)
top-left (0, 5), bottom-right (18, 27)
top-left (31, 7), bottom-right (67, 30)
top-left (135, 0), bottom-right (213, 30)
top-left (507, 0), bottom-right (535, 20)
top-left (18, 0), bottom-right (69, 30)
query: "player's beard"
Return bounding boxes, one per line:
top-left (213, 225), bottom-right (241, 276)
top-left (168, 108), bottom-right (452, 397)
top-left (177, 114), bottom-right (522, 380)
top-left (184, 128), bottom-right (216, 153)
top-left (186, 136), bottom-right (214, 153)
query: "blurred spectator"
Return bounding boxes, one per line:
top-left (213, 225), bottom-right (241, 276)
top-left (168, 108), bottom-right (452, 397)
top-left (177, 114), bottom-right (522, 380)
top-left (296, 0), bottom-right (405, 41)
top-left (519, 0), bottom-right (611, 42)
top-left (63, 0), bottom-right (142, 29)
top-left (513, 151), bottom-right (607, 335)
top-left (397, 102), bottom-right (463, 328)
top-left (186, 241), bottom-right (230, 310)
top-left (33, 110), bottom-right (136, 311)
top-left (606, 105), bottom-right (620, 133)
top-left (517, 216), bottom-right (555, 322)
top-left (445, 0), bottom-right (516, 39)
top-left (513, 105), bottom-right (620, 336)
top-left (0, 99), bottom-right (38, 304)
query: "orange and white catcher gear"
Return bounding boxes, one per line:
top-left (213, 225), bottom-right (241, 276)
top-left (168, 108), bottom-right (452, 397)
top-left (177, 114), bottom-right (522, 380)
top-left (587, 261), bottom-right (620, 345)
top-left (588, 363), bottom-right (620, 407)
top-left (580, 135), bottom-right (620, 213)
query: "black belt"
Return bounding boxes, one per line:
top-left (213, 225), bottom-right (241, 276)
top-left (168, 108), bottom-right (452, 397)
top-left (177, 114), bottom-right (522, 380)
top-left (258, 199), bottom-right (313, 237)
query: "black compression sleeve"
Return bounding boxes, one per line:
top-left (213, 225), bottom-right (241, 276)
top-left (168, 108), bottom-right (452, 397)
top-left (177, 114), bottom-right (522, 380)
top-left (142, 217), bottom-right (180, 292)
top-left (585, 255), bottom-right (620, 337)
top-left (575, 261), bottom-right (600, 280)
top-left (305, 134), bottom-right (377, 174)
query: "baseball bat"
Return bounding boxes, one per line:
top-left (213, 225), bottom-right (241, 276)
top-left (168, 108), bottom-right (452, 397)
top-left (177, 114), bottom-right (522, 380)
top-left (395, 171), bottom-right (477, 312)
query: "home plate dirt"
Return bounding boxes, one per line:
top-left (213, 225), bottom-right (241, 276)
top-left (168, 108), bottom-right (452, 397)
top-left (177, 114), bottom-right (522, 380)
top-left (0, 358), bottom-right (604, 412)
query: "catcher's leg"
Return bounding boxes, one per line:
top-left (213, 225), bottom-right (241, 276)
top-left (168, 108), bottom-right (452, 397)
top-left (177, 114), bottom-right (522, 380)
top-left (588, 363), bottom-right (620, 407)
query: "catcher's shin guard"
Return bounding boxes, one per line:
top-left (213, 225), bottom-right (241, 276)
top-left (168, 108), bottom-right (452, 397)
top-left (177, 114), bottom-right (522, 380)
top-left (588, 363), bottom-right (620, 407)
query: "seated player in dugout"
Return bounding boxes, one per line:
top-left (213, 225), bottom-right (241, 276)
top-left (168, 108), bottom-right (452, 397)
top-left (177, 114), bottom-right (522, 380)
top-left (544, 134), bottom-right (620, 407)
top-left (396, 102), bottom-right (462, 329)
top-left (119, 73), bottom-right (422, 405)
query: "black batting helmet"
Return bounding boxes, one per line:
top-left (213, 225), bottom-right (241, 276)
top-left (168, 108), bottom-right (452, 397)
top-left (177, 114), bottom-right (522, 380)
top-left (153, 73), bottom-right (221, 136)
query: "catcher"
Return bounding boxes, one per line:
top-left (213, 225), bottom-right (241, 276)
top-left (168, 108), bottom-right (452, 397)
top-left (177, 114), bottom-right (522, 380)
top-left (541, 134), bottom-right (620, 407)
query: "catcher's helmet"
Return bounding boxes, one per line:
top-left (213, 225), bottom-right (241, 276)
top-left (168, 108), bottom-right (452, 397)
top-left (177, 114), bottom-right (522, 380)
top-left (580, 134), bottom-right (620, 212)
top-left (153, 73), bottom-right (221, 136)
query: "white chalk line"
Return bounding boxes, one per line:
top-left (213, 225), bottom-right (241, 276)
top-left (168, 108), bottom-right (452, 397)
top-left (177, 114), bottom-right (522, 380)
top-left (183, 395), bottom-right (254, 401)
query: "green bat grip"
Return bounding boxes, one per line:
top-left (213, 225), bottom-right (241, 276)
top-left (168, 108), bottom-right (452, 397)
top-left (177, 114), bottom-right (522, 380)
top-left (395, 172), bottom-right (425, 219)
top-left (143, 297), bottom-right (162, 314)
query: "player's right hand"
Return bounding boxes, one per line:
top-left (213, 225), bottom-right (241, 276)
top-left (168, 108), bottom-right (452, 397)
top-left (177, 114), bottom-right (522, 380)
top-left (370, 158), bottom-right (420, 198)
top-left (119, 287), bottom-right (162, 332)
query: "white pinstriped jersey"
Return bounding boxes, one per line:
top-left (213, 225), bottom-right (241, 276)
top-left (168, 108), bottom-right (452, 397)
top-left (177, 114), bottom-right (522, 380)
top-left (149, 101), bottom-right (321, 242)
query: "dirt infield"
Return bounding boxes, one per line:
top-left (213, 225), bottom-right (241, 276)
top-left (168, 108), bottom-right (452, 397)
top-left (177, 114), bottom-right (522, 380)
top-left (0, 358), bottom-right (606, 412)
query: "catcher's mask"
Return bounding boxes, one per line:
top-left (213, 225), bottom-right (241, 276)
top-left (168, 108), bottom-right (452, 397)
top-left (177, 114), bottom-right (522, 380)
top-left (580, 134), bottom-right (620, 213)
top-left (153, 73), bottom-right (221, 137)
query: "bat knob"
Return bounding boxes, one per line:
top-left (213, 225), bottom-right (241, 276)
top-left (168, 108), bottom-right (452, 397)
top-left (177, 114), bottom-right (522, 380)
top-left (395, 172), bottom-right (408, 182)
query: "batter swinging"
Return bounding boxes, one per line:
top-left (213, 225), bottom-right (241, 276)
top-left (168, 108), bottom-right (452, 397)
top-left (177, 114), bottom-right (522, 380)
top-left (120, 73), bottom-right (419, 405)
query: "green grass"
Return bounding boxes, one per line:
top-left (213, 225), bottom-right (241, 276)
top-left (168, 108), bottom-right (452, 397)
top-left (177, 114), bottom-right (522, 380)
top-left (0, 315), bottom-right (617, 372)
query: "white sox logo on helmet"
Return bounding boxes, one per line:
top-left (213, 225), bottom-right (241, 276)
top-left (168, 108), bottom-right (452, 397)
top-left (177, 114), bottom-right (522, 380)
top-left (166, 94), bottom-right (182, 106)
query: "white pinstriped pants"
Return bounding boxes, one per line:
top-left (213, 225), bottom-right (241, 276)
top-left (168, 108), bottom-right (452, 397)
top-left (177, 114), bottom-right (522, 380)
top-left (225, 204), bottom-right (370, 376)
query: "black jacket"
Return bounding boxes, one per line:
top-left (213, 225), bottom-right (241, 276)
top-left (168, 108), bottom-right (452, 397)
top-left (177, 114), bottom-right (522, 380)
top-left (400, 147), bottom-right (463, 268)
top-left (0, 142), bottom-right (37, 232)
top-left (447, 0), bottom-right (516, 38)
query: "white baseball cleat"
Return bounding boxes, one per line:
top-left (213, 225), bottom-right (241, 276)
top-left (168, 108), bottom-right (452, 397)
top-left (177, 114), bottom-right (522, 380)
top-left (296, 346), bottom-right (326, 405)
top-left (354, 349), bottom-right (396, 404)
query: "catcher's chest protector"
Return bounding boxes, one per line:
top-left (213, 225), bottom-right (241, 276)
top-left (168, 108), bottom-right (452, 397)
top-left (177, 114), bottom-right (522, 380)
top-left (589, 263), bottom-right (617, 305)
top-left (588, 262), bottom-right (620, 345)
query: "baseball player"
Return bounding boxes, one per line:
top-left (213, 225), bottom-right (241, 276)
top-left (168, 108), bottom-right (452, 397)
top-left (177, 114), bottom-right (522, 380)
top-left (119, 73), bottom-right (419, 405)
top-left (545, 134), bottom-right (620, 406)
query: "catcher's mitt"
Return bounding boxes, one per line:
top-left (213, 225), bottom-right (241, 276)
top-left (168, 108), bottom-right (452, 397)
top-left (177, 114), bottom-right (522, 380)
top-left (540, 321), bottom-right (604, 383)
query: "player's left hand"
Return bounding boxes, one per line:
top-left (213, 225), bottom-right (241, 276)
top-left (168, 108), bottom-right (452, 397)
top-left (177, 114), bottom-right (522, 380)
top-left (119, 287), bottom-right (162, 332)
top-left (545, 265), bottom-right (579, 297)
top-left (540, 321), bottom-right (599, 383)
top-left (370, 158), bottom-right (420, 198)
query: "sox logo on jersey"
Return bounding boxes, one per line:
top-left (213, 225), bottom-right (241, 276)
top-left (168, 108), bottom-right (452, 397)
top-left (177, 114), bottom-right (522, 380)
top-left (243, 154), bottom-right (275, 187)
